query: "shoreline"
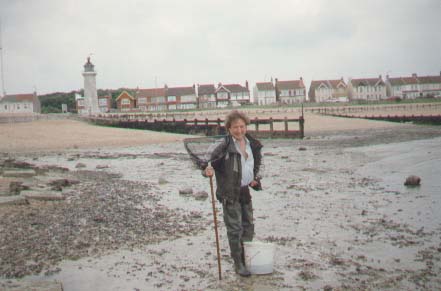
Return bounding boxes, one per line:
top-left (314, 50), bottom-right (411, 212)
top-left (1, 115), bottom-right (441, 290)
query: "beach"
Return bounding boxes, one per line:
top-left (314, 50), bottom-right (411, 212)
top-left (1, 113), bottom-right (441, 290)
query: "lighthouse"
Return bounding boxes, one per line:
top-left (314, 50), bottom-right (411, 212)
top-left (82, 56), bottom-right (99, 114)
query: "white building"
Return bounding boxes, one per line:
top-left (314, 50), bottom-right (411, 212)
top-left (0, 93), bottom-right (41, 114)
top-left (82, 57), bottom-right (99, 114)
top-left (386, 73), bottom-right (441, 99)
top-left (254, 82), bottom-right (276, 105)
top-left (276, 78), bottom-right (306, 104)
top-left (348, 76), bottom-right (387, 101)
top-left (309, 78), bottom-right (348, 103)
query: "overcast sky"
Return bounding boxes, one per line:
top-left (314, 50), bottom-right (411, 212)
top-left (1, 0), bottom-right (440, 95)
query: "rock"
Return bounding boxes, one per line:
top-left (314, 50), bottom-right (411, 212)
top-left (179, 187), bottom-right (193, 195)
top-left (158, 178), bottom-right (168, 185)
top-left (0, 177), bottom-right (16, 196)
top-left (75, 163), bottom-right (87, 168)
top-left (10, 181), bottom-right (30, 195)
top-left (21, 190), bottom-right (65, 201)
top-left (298, 147), bottom-right (307, 151)
top-left (96, 164), bottom-right (109, 169)
top-left (3, 169), bottom-right (37, 178)
top-left (193, 191), bottom-right (208, 200)
top-left (48, 179), bottom-right (80, 191)
top-left (0, 195), bottom-right (28, 206)
top-left (404, 175), bottom-right (421, 186)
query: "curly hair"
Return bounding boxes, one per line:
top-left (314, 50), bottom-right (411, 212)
top-left (224, 110), bottom-right (250, 129)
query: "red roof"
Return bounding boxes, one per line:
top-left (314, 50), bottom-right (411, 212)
top-left (137, 88), bottom-right (165, 98)
top-left (256, 82), bottom-right (275, 90)
top-left (1, 93), bottom-right (37, 103)
top-left (276, 79), bottom-right (305, 90)
top-left (115, 91), bottom-right (135, 101)
top-left (350, 77), bottom-right (385, 87)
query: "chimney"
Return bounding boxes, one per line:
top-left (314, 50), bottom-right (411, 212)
top-left (245, 80), bottom-right (249, 90)
top-left (412, 73), bottom-right (417, 78)
top-left (275, 78), bottom-right (280, 102)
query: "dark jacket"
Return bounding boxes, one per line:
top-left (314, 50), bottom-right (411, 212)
top-left (209, 134), bottom-right (263, 203)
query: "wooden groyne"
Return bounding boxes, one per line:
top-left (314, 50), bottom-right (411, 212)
top-left (85, 115), bottom-right (305, 138)
top-left (325, 113), bottom-right (441, 125)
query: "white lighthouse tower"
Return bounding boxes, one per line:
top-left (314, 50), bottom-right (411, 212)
top-left (82, 56), bottom-right (99, 114)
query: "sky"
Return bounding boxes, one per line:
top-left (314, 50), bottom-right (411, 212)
top-left (1, 0), bottom-right (440, 96)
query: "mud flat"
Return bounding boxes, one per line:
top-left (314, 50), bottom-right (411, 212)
top-left (1, 118), bottom-right (441, 290)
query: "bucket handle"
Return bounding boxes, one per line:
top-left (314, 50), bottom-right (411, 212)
top-left (245, 250), bottom-right (261, 266)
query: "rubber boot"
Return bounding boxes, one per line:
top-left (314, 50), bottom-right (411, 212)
top-left (233, 255), bottom-right (251, 277)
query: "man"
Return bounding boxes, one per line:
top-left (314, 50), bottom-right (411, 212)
top-left (204, 110), bottom-right (263, 277)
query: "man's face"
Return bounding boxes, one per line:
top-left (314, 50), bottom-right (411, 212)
top-left (228, 118), bottom-right (247, 140)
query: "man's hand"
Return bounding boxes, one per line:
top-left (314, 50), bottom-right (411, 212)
top-left (205, 165), bottom-right (214, 177)
top-left (249, 180), bottom-right (258, 187)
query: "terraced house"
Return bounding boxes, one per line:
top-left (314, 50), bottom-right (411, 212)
top-left (115, 91), bottom-right (136, 111)
top-left (215, 82), bottom-right (250, 107)
top-left (166, 86), bottom-right (197, 110)
top-left (308, 78), bottom-right (348, 103)
top-left (136, 88), bottom-right (166, 111)
top-left (197, 84), bottom-right (217, 109)
top-left (275, 78), bottom-right (306, 104)
top-left (386, 73), bottom-right (441, 99)
top-left (348, 76), bottom-right (387, 101)
top-left (254, 81), bottom-right (276, 105)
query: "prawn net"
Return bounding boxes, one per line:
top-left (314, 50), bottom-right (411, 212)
top-left (183, 135), bottom-right (229, 169)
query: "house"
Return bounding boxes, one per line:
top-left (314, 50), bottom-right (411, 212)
top-left (275, 78), bottom-right (306, 104)
top-left (386, 73), bottom-right (441, 99)
top-left (166, 86), bottom-right (197, 110)
top-left (216, 82), bottom-right (250, 107)
top-left (75, 93), bottom-right (87, 114)
top-left (98, 95), bottom-right (112, 113)
top-left (0, 93), bottom-right (41, 114)
top-left (197, 84), bottom-right (217, 109)
top-left (137, 88), bottom-right (166, 111)
top-left (115, 91), bottom-right (136, 111)
top-left (254, 82), bottom-right (276, 105)
top-left (386, 74), bottom-right (419, 99)
top-left (308, 78), bottom-right (348, 103)
top-left (348, 76), bottom-right (387, 101)
top-left (418, 73), bottom-right (441, 98)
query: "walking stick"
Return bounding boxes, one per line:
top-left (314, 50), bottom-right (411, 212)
top-left (209, 170), bottom-right (222, 280)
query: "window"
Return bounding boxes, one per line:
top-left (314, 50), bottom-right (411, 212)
top-left (217, 92), bottom-right (228, 99)
top-left (99, 98), bottom-right (108, 106)
top-left (121, 99), bottom-right (130, 105)
top-left (181, 95), bottom-right (196, 102)
top-left (167, 96), bottom-right (176, 102)
top-left (138, 97), bottom-right (147, 104)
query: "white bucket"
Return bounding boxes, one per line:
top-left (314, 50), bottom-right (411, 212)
top-left (243, 241), bottom-right (275, 275)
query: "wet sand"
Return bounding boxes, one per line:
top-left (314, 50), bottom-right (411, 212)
top-left (1, 115), bottom-right (441, 290)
